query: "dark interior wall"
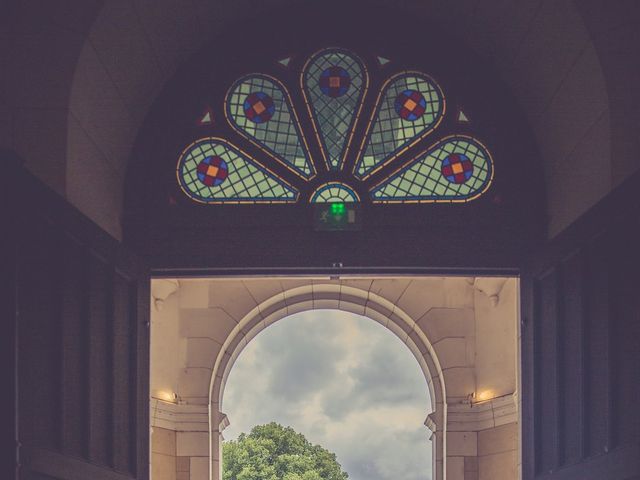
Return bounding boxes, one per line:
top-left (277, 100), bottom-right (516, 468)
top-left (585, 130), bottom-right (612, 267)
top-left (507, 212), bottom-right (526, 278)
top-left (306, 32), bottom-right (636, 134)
top-left (2, 153), bottom-right (19, 480)
top-left (573, 1), bottom-right (640, 187)
top-left (2, 3), bottom-right (638, 479)
top-left (2, 150), bottom-right (639, 480)
top-left (123, 2), bottom-right (546, 272)
top-left (3, 156), bottom-right (149, 480)
top-left (521, 168), bottom-right (640, 480)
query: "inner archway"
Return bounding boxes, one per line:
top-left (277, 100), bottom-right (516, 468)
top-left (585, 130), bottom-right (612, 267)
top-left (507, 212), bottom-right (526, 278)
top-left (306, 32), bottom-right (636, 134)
top-left (208, 282), bottom-right (448, 480)
top-left (149, 276), bottom-right (520, 480)
top-left (221, 309), bottom-right (434, 480)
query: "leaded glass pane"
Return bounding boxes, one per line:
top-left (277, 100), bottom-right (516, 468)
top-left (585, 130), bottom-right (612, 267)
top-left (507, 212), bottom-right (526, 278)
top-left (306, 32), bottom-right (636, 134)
top-left (226, 74), bottom-right (314, 179)
top-left (370, 136), bottom-right (493, 203)
top-left (355, 73), bottom-right (445, 179)
top-left (310, 182), bottom-right (359, 203)
top-left (302, 49), bottom-right (367, 171)
top-left (177, 138), bottom-right (299, 203)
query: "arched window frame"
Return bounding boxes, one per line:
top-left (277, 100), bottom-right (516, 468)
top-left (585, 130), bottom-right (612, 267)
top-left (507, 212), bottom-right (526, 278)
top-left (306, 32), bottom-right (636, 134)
top-left (176, 49), bottom-right (494, 206)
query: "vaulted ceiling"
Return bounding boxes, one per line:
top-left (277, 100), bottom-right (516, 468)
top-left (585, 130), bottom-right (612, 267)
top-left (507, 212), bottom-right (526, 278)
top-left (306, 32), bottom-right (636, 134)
top-left (2, 1), bottom-right (639, 239)
top-left (150, 276), bottom-right (518, 409)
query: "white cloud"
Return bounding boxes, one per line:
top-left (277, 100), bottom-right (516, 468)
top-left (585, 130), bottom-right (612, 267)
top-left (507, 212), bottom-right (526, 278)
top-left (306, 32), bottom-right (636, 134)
top-left (222, 310), bottom-right (433, 480)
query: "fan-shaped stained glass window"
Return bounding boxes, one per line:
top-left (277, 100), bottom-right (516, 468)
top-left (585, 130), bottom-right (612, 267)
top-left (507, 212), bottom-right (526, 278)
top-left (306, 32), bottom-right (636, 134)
top-left (370, 136), bottom-right (493, 203)
top-left (177, 138), bottom-right (299, 203)
top-left (354, 73), bottom-right (445, 180)
top-left (311, 183), bottom-right (360, 203)
top-left (177, 50), bottom-right (493, 205)
top-left (302, 48), bottom-right (368, 171)
top-left (226, 75), bottom-right (315, 179)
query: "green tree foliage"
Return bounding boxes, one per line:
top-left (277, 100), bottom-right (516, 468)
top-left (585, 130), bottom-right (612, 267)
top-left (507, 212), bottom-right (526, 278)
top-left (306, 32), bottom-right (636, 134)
top-left (223, 423), bottom-right (349, 480)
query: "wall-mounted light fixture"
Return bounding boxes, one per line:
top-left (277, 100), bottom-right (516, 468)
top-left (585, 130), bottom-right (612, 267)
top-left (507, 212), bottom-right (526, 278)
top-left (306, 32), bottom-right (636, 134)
top-left (475, 389), bottom-right (495, 402)
top-left (463, 389), bottom-right (497, 407)
top-left (156, 390), bottom-right (179, 403)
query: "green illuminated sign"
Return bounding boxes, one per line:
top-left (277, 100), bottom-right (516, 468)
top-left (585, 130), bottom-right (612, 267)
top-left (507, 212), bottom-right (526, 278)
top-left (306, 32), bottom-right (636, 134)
top-left (330, 202), bottom-right (346, 216)
top-left (314, 202), bottom-right (361, 231)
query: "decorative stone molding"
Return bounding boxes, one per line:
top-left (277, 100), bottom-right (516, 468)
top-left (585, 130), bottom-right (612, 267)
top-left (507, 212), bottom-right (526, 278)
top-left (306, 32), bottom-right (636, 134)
top-left (467, 277), bottom-right (508, 306)
top-left (447, 393), bottom-right (517, 432)
top-left (219, 412), bottom-right (230, 433)
top-left (425, 412), bottom-right (438, 433)
top-left (150, 398), bottom-right (208, 432)
top-left (151, 278), bottom-right (180, 311)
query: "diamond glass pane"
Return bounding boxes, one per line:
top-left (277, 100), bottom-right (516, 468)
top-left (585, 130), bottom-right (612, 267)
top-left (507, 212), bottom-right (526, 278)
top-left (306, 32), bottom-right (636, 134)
top-left (303, 49), bottom-right (367, 170)
top-left (370, 136), bottom-right (492, 203)
top-left (177, 139), bottom-right (299, 203)
top-left (226, 75), bottom-right (313, 179)
top-left (355, 73), bottom-right (444, 179)
top-left (310, 183), bottom-right (359, 203)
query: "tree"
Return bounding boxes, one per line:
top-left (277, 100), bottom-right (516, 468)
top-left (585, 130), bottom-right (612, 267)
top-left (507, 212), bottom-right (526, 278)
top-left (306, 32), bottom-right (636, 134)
top-left (223, 423), bottom-right (349, 480)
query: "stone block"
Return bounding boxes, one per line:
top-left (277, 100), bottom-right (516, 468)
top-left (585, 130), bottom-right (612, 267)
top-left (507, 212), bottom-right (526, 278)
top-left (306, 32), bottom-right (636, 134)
top-left (417, 308), bottom-right (474, 343)
top-left (190, 456), bottom-right (210, 480)
top-left (284, 299), bottom-right (314, 317)
top-left (208, 281), bottom-right (257, 320)
top-left (185, 338), bottom-right (221, 369)
top-left (178, 367), bottom-right (212, 398)
top-left (465, 456), bottom-right (478, 473)
top-left (478, 450), bottom-right (517, 480)
top-left (177, 432), bottom-right (209, 457)
top-left (370, 278), bottom-right (411, 304)
top-left (179, 307), bottom-right (236, 343)
top-left (179, 281), bottom-right (210, 308)
top-left (176, 456), bottom-right (190, 472)
top-left (152, 452), bottom-right (176, 480)
top-left (396, 278), bottom-right (446, 319)
top-left (447, 431), bottom-right (477, 457)
top-left (443, 367), bottom-right (475, 398)
top-left (433, 337), bottom-right (468, 369)
top-left (152, 427), bottom-right (176, 455)
top-left (242, 279), bottom-right (284, 305)
top-left (313, 298), bottom-right (340, 310)
top-left (478, 423), bottom-right (518, 457)
top-left (448, 456), bottom-right (465, 480)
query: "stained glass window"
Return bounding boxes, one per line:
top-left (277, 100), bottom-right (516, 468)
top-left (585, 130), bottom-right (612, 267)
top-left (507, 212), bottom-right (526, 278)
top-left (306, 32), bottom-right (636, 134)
top-left (370, 136), bottom-right (493, 203)
top-left (225, 74), bottom-right (314, 179)
top-left (177, 138), bottom-right (299, 203)
top-left (354, 73), bottom-right (445, 180)
top-left (177, 50), bottom-right (495, 206)
top-left (310, 183), bottom-right (360, 203)
top-left (302, 48), bottom-right (368, 171)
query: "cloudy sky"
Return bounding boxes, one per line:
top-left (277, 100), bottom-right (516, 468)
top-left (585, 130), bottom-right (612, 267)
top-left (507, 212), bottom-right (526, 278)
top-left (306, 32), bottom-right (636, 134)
top-left (222, 310), bottom-right (433, 480)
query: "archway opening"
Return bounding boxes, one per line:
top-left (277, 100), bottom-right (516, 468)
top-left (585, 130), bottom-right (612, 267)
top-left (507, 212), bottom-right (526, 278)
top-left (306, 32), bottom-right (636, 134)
top-left (222, 309), bottom-right (434, 480)
top-left (149, 275), bottom-right (520, 480)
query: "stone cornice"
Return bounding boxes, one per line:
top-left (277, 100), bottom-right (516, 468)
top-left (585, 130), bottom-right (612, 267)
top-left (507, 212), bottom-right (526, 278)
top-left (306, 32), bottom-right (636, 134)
top-left (446, 393), bottom-right (518, 431)
top-left (150, 398), bottom-right (208, 432)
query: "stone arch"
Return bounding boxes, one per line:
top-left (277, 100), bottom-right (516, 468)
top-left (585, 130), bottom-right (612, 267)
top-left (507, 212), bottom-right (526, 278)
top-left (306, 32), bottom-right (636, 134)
top-left (63, 0), bottom-right (612, 239)
top-left (207, 283), bottom-right (448, 480)
top-left (4, 1), bottom-right (634, 240)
